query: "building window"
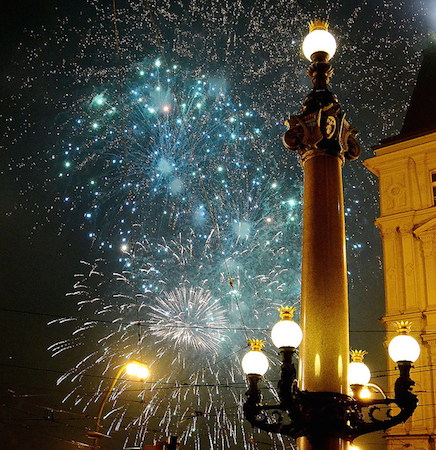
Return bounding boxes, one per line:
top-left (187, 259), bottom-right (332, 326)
top-left (432, 172), bottom-right (436, 206)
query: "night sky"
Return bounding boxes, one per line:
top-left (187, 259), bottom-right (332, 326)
top-left (0, 1), bottom-right (434, 449)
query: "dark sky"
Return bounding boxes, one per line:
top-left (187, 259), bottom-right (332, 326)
top-left (0, 2), bottom-right (90, 448)
top-left (0, 0), bottom-right (434, 449)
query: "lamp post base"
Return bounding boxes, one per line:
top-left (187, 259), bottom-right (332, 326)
top-left (298, 436), bottom-right (349, 450)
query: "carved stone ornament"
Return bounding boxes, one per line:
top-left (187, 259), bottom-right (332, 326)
top-left (325, 116), bottom-right (336, 139)
top-left (283, 111), bottom-right (323, 152)
top-left (338, 115), bottom-right (361, 161)
top-left (283, 102), bottom-right (361, 162)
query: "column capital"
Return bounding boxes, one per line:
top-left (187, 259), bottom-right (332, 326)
top-left (398, 222), bottom-right (414, 235)
top-left (377, 224), bottom-right (397, 239)
top-left (283, 103), bottom-right (360, 165)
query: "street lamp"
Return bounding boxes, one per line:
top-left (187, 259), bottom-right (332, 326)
top-left (241, 339), bottom-right (269, 376)
top-left (87, 360), bottom-right (150, 449)
top-left (388, 321), bottom-right (421, 364)
top-left (348, 350), bottom-right (371, 399)
top-left (243, 310), bottom-right (420, 446)
top-left (302, 19), bottom-right (337, 62)
top-left (270, 306), bottom-right (303, 350)
top-left (243, 19), bottom-right (419, 450)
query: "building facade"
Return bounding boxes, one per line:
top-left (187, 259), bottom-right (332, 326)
top-left (364, 47), bottom-right (436, 450)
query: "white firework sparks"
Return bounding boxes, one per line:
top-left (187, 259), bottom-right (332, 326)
top-left (148, 285), bottom-right (228, 353)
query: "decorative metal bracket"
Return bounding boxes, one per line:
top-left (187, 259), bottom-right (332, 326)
top-left (283, 103), bottom-right (361, 162)
top-left (243, 348), bottom-right (418, 444)
top-left (282, 49), bottom-right (361, 163)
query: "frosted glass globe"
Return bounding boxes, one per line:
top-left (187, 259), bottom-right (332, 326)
top-left (241, 350), bottom-right (269, 376)
top-left (135, 365), bottom-right (150, 380)
top-left (348, 361), bottom-right (371, 386)
top-left (271, 320), bottom-right (303, 349)
top-left (126, 362), bottom-right (150, 380)
top-left (388, 334), bottom-right (420, 363)
top-left (302, 29), bottom-right (337, 61)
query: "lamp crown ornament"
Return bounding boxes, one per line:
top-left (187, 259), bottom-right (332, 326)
top-left (394, 320), bottom-right (413, 335)
top-left (308, 18), bottom-right (329, 33)
top-left (248, 339), bottom-right (265, 352)
top-left (278, 305), bottom-right (297, 320)
top-left (350, 349), bottom-right (368, 363)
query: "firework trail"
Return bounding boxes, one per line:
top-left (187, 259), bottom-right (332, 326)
top-left (50, 228), bottom-right (301, 449)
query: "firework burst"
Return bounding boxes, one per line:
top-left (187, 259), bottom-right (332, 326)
top-left (148, 285), bottom-right (228, 353)
top-left (57, 57), bottom-right (269, 250)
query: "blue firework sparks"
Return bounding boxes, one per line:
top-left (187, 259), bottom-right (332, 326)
top-left (49, 58), bottom-right (303, 449)
top-left (2, 0), bottom-right (432, 449)
top-left (57, 58), bottom-right (275, 250)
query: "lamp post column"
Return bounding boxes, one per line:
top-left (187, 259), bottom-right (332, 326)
top-left (283, 19), bottom-right (361, 450)
top-left (299, 148), bottom-right (348, 394)
top-left (298, 148), bottom-right (349, 450)
top-left (244, 25), bottom-right (418, 444)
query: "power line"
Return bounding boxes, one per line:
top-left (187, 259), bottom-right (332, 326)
top-left (2, 306), bottom-right (425, 333)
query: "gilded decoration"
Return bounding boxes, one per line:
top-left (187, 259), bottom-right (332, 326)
top-left (283, 102), bottom-right (360, 162)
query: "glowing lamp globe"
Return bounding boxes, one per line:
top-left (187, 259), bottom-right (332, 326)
top-left (302, 19), bottom-right (337, 61)
top-left (359, 386), bottom-right (371, 400)
top-left (348, 350), bottom-right (371, 386)
top-left (388, 335), bottom-right (421, 363)
top-left (388, 321), bottom-right (420, 363)
top-left (271, 306), bottom-right (303, 349)
top-left (349, 362), bottom-right (371, 386)
top-left (126, 361), bottom-right (150, 380)
top-left (242, 339), bottom-right (269, 376)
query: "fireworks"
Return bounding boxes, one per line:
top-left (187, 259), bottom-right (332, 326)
top-left (57, 57), bottom-right (284, 253)
top-left (51, 227), bottom-right (300, 448)
top-left (148, 285), bottom-right (228, 353)
top-left (49, 53), bottom-right (303, 448)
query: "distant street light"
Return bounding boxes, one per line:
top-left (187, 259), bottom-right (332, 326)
top-left (87, 360), bottom-right (150, 449)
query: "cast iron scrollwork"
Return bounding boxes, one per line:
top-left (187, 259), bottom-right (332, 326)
top-left (243, 348), bottom-right (418, 443)
top-left (282, 103), bottom-right (361, 162)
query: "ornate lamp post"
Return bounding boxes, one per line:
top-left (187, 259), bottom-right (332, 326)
top-left (242, 20), bottom-right (420, 450)
top-left (87, 360), bottom-right (150, 449)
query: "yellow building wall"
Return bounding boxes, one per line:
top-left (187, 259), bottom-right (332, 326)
top-left (364, 131), bottom-right (436, 449)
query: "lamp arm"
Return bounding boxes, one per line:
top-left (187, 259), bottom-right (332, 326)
top-left (348, 397), bottom-right (418, 439)
top-left (346, 361), bottom-right (418, 439)
top-left (243, 401), bottom-right (301, 436)
top-left (95, 364), bottom-right (127, 431)
top-left (278, 347), bottom-right (298, 408)
top-left (244, 348), bottom-right (303, 436)
top-left (244, 358), bottom-right (418, 442)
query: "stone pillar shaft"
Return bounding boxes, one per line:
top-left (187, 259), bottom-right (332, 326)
top-left (299, 152), bottom-right (349, 393)
top-left (298, 152), bottom-right (349, 450)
